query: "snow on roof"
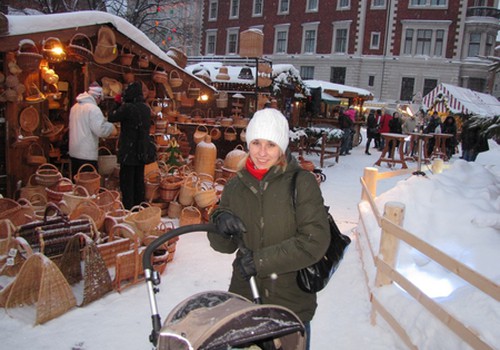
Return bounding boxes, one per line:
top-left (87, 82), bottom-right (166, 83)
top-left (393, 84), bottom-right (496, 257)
top-left (304, 79), bottom-right (373, 98)
top-left (5, 11), bottom-right (215, 90)
top-left (422, 83), bottom-right (500, 117)
top-left (185, 62), bottom-right (258, 85)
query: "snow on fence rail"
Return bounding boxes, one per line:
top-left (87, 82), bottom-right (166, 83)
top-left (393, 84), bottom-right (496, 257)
top-left (357, 167), bottom-right (499, 350)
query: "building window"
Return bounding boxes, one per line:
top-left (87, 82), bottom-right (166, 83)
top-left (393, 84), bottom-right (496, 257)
top-left (400, 77), bottom-right (415, 101)
top-left (434, 30), bottom-right (444, 57)
top-left (307, 0), bottom-right (319, 12)
top-left (468, 32), bottom-right (481, 57)
top-left (275, 27), bottom-right (289, 54)
top-left (208, 0), bottom-right (218, 21)
top-left (368, 75), bottom-right (375, 87)
top-left (300, 66), bottom-right (315, 80)
top-left (226, 29), bottom-right (239, 54)
top-left (468, 78), bottom-right (486, 92)
top-left (330, 67), bottom-right (346, 84)
top-left (303, 29), bottom-right (317, 53)
top-left (416, 29), bottom-right (432, 55)
top-left (423, 78), bottom-right (438, 96)
top-left (253, 0), bottom-right (263, 16)
top-left (230, 0), bottom-right (240, 19)
top-left (278, 0), bottom-right (290, 14)
top-left (410, 0), bottom-right (447, 7)
top-left (206, 31), bottom-right (217, 55)
top-left (370, 32), bottom-right (380, 50)
top-left (430, 0), bottom-right (446, 5)
top-left (403, 29), bottom-right (414, 55)
top-left (473, 0), bottom-right (486, 5)
top-left (372, 0), bottom-right (385, 7)
top-left (486, 34), bottom-right (494, 57)
top-left (334, 28), bottom-right (348, 53)
top-left (338, 0), bottom-right (350, 9)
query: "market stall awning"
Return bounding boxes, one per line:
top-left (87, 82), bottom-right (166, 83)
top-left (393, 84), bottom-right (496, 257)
top-left (304, 80), bottom-right (374, 100)
top-left (322, 92), bottom-right (341, 104)
top-left (422, 83), bottom-right (500, 117)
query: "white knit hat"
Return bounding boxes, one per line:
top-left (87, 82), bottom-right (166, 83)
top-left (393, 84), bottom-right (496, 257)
top-left (246, 108), bottom-right (290, 153)
top-left (88, 82), bottom-right (103, 99)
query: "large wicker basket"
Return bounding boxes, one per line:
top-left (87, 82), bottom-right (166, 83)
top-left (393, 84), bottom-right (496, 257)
top-left (179, 206), bottom-right (201, 226)
top-left (35, 163), bottom-right (62, 187)
top-left (74, 163), bottom-right (101, 195)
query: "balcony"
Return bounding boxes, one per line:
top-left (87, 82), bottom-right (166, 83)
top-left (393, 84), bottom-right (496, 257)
top-left (466, 7), bottom-right (500, 19)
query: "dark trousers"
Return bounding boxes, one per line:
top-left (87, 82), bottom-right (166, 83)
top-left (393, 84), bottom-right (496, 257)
top-left (70, 157), bottom-right (98, 182)
top-left (119, 163), bottom-right (145, 209)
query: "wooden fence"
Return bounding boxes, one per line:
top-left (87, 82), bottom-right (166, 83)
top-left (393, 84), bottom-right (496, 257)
top-left (357, 167), bottom-right (499, 350)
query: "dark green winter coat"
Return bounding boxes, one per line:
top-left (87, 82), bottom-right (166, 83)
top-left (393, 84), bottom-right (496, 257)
top-left (208, 154), bottom-right (330, 322)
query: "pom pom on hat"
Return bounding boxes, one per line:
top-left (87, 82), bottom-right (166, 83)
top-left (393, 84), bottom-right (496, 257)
top-left (88, 82), bottom-right (103, 99)
top-left (246, 108), bottom-right (290, 153)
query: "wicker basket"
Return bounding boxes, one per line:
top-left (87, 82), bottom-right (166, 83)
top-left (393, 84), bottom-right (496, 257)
top-left (26, 142), bottom-right (47, 166)
top-left (239, 29), bottom-right (264, 58)
top-left (20, 174), bottom-right (47, 202)
top-left (194, 182), bottom-right (218, 208)
top-left (159, 172), bottom-right (183, 202)
top-left (19, 106), bottom-right (40, 133)
top-left (70, 200), bottom-right (106, 231)
top-left (216, 92), bottom-right (228, 108)
top-left (35, 163), bottom-right (62, 187)
top-left (138, 53), bottom-right (150, 68)
top-left (179, 206), bottom-right (202, 226)
top-left (124, 206), bottom-right (162, 236)
top-left (193, 125), bottom-right (209, 144)
top-left (224, 145), bottom-right (247, 171)
top-left (98, 147), bottom-right (117, 177)
top-left (224, 126), bottom-right (238, 142)
top-left (61, 185), bottom-right (91, 213)
top-left (169, 69), bottom-right (183, 88)
top-left (167, 193), bottom-right (182, 219)
top-left (93, 188), bottom-right (121, 213)
top-left (45, 177), bottom-right (74, 203)
top-left (74, 163), bottom-right (101, 195)
top-left (187, 81), bottom-right (200, 99)
top-left (178, 173), bottom-right (199, 206)
top-left (16, 39), bottom-right (43, 73)
top-left (166, 47), bottom-right (188, 68)
top-left (145, 170), bottom-right (161, 202)
top-left (67, 33), bottom-right (94, 62)
top-left (152, 63), bottom-right (169, 84)
top-left (119, 43), bottom-right (135, 66)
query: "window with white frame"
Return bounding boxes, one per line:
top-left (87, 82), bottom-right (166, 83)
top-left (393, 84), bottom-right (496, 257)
top-left (371, 0), bottom-right (385, 7)
top-left (370, 32), bottom-right (380, 49)
top-left (338, 0), bottom-right (350, 9)
top-left (206, 30), bottom-right (217, 55)
top-left (467, 32), bottom-right (481, 57)
top-left (409, 0), bottom-right (447, 7)
top-left (226, 28), bottom-right (239, 54)
top-left (300, 66), bottom-right (315, 80)
top-left (302, 22), bottom-right (319, 54)
top-left (230, 0), bottom-right (240, 19)
top-left (208, 0), bottom-right (218, 21)
top-left (278, 0), bottom-right (290, 14)
top-left (335, 29), bottom-right (348, 52)
top-left (400, 20), bottom-right (450, 57)
top-left (486, 34), bottom-right (495, 56)
top-left (274, 24), bottom-right (290, 54)
top-left (307, 0), bottom-right (319, 12)
top-left (253, 0), bottom-right (263, 16)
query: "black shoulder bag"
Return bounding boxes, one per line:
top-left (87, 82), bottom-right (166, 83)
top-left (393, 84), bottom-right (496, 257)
top-left (135, 107), bottom-right (157, 165)
top-left (292, 171), bottom-right (351, 293)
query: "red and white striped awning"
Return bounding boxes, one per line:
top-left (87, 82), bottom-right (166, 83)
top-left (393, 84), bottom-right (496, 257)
top-left (422, 83), bottom-right (500, 117)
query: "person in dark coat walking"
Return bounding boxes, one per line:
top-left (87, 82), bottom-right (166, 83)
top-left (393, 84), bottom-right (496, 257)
top-left (365, 109), bottom-right (378, 155)
top-left (108, 82), bottom-right (152, 209)
top-left (424, 111), bottom-right (442, 156)
top-left (208, 108), bottom-right (330, 350)
top-left (441, 116), bottom-right (457, 159)
top-left (339, 111), bottom-right (354, 155)
top-left (460, 118), bottom-right (489, 162)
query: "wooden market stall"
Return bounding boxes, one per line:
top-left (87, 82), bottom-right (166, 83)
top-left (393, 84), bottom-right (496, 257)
top-left (0, 11), bottom-right (216, 198)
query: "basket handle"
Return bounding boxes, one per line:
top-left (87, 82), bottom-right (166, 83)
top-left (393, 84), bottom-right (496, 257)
top-left (28, 142), bottom-right (45, 156)
top-left (77, 163), bottom-right (99, 175)
top-left (43, 202), bottom-right (67, 224)
top-left (70, 33), bottom-right (94, 51)
top-left (98, 146), bottom-right (112, 155)
top-left (169, 70), bottom-right (180, 79)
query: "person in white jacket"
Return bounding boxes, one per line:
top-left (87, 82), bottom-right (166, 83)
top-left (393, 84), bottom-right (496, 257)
top-left (68, 83), bottom-right (116, 177)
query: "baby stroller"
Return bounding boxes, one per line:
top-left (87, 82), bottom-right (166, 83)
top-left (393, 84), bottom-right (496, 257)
top-left (143, 224), bottom-right (306, 350)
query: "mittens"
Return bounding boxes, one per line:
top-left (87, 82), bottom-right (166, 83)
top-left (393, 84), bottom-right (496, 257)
top-left (214, 211), bottom-right (246, 238)
top-left (235, 247), bottom-right (257, 281)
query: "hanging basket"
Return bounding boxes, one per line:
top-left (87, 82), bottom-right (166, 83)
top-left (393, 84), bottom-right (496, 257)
top-left (19, 106), bottom-right (40, 133)
top-left (166, 47), bottom-right (188, 68)
top-left (210, 127), bottom-right (222, 141)
top-left (74, 164), bottom-right (101, 195)
top-left (193, 125), bottom-right (209, 144)
top-left (16, 39), bottom-right (43, 73)
top-left (152, 63), bottom-right (169, 84)
top-left (67, 33), bottom-right (94, 63)
top-left (119, 43), bottom-right (135, 66)
top-left (26, 143), bottom-right (47, 166)
top-left (187, 81), bottom-right (201, 99)
top-left (169, 70), bottom-right (183, 88)
top-left (138, 53), bottom-right (150, 68)
top-left (216, 91), bottom-right (228, 108)
top-left (224, 126), bottom-right (238, 142)
top-left (42, 37), bottom-right (67, 63)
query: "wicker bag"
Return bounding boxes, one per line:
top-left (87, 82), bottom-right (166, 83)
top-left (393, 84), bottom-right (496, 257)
top-left (61, 185), bottom-right (91, 214)
top-left (152, 63), bottom-right (169, 84)
top-left (35, 163), bottom-right (62, 187)
top-left (179, 206), bottom-right (202, 226)
top-left (193, 125), bottom-right (209, 144)
top-left (98, 147), bottom-right (117, 177)
top-left (74, 163), bottom-right (101, 195)
top-left (70, 200), bottom-right (106, 231)
top-left (119, 43), bottom-right (135, 66)
top-left (138, 53), bottom-right (150, 68)
top-left (169, 70), bottom-right (183, 88)
top-left (167, 193), bottom-right (182, 219)
top-left (216, 92), bottom-right (228, 108)
top-left (224, 126), bottom-right (238, 142)
top-left (194, 182), bottom-right (218, 209)
top-left (178, 173), bottom-right (198, 206)
top-left (187, 81), bottom-right (201, 99)
top-left (124, 206), bottom-right (162, 237)
top-left (26, 143), bottom-right (47, 166)
top-left (93, 188), bottom-right (121, 213)
top-left (20, 174), bottom-right (47, 202)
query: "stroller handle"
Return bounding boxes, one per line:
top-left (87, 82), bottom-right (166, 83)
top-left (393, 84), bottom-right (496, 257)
top-left (142, 223), bottom-right (217, 271)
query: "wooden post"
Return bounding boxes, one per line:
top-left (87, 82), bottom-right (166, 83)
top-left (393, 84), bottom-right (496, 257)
top-left (375, 202), bottom-right (405, 287)
top-left (362, 167), bottom-right (378, 201)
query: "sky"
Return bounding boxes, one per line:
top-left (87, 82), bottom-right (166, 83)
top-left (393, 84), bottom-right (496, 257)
top-left (0, 133), bottom-right (498, 350)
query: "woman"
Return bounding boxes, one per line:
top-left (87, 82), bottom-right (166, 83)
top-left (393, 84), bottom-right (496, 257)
top-left (108, 82), bottom-right (151, 209)
top-left (365, 109), bottom-right (378, 155)
top-left (441, 116), bottom-right (457, 159)
top-left (208, 108), bottom-right (330, 349)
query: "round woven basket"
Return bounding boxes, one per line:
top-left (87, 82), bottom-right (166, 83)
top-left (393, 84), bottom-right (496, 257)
top-left (26, 143), bottom-right (47, 166)
top-left (194, 182), bottom-right (218, 208)
top-left (69, 200), bottom-right (105, 230)
top-left (45, 177), bottom-right (74, 203)
top-left (74, 163), bottom-right (101, 195)
top-left (98, 147), bottom-right (117, 177)
top-left (159, 172), bottom-right (183, 202)
top-left (61, 185), bottom-right (91, 213)
top-left (35, 163), bottom-right (62, 187)
top-left (169, 69), bottom-right (183, 88)
top-left (125, 206), bottom-right (162, 235)
top-left (224, 145), bottom-right (247, 171)
top-left (179, 206), bottom-right (202, 226)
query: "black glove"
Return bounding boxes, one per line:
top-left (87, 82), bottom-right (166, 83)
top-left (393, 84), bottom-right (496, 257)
top-left (214, 212), bottom-right (246, 238)
top-left (235, 247), bottom-right (257, 281)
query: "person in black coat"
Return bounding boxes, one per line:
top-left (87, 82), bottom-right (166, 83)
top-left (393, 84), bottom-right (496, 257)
top-left (365, 109), bottom-right (378, 155)
top-left (108, 82), bottom-right (152, 209)
top-left (339, 112), bottom-right (354, 155)
top-left (441, 116), bottom-right (457, 159)
top-left (388, 111), bottom-right (403, 155)
top-left (424, 111), bottom-right (442, 157)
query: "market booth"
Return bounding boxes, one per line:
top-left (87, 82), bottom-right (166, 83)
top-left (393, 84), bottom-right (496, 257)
top-left (0, 11), bottom-right (216, 198)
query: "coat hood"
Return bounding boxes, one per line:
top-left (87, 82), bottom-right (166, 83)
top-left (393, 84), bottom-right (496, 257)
top-left (75, 92), bottom-right (98, 104)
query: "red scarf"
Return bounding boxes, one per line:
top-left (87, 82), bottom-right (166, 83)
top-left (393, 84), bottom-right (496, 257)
top-left (246, 157), bottom-right (269, 181)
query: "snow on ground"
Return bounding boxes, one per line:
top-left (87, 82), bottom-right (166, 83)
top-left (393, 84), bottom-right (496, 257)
top-left (0, 132), bottom-right (498, 349)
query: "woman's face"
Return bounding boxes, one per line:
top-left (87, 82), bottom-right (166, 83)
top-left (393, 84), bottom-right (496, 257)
top-left (248, 139), bottom-right (282, 169)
